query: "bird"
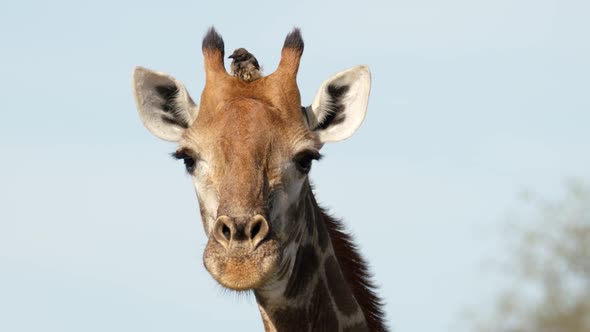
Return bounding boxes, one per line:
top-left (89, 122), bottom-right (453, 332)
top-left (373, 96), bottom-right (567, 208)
top-left (228, 48), bottom-right (262, 82)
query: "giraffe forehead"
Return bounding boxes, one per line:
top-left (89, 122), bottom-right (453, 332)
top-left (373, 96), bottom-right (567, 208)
top-left (185, 97), bottom-right (316, 159)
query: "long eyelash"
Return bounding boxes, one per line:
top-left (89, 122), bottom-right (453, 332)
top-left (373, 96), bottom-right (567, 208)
top-left (296, 149), bottom-right (323, 161)
top-left (171, 150), bottom-right (198, 175)
top-left (310, 151), bottom-right (323, 161)
top-left (171, 149), bottom-right (199, 160)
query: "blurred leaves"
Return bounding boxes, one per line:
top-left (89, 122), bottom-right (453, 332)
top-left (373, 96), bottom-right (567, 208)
top-left (471, 180), bottom-right (590, 332)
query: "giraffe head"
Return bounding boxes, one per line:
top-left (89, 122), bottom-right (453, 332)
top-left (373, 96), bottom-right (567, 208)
top-left (132, 28), bottom-right (371, 291)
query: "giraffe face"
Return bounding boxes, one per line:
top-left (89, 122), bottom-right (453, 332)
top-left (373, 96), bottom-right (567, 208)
top-left (132, 28), bottom-right (371, 291)
top-left (178, 98), bottom-right (320, 290)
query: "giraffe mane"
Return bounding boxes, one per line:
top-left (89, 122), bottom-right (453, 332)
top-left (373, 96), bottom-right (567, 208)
top-left (321, 208), bottom-right (389, 332)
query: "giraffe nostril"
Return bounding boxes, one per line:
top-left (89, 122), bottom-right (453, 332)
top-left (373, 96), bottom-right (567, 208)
top-left (250, 215), bottom-right (270, 249)
top-left (250, 221), bottom-right (262, 240)
top-left (213, 216), bottom-right (233, 248)
top-left (222, 224), bottom-right (231, 241)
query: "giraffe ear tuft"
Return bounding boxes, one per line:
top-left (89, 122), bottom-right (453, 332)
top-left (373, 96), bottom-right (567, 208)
top-left (304, 66), bottom-right (371, 143)
top-left (132, 66), bottom-right (198, 141)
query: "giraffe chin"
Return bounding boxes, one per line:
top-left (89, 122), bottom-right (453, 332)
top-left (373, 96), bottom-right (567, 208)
top-left (203, 237), bottom-right (281, 291)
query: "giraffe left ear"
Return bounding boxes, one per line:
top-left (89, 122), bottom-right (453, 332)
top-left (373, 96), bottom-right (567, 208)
top-left (304, 65), bottom-right (371, 143)
top-left (132, 66), bottom-right (198, 142)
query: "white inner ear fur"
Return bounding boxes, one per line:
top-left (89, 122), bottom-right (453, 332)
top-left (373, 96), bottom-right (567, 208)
top-left (306, 65), bottom-right (371, 143)
top-left (132, 66), bottom-right (198, 142)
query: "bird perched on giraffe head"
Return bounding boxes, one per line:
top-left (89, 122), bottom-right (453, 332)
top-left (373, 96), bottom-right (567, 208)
top-left (228, 48), bottom-right (262, 82)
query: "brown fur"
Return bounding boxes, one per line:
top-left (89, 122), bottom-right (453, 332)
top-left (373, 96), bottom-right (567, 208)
top-left (283, 244), bottom-right (319, 299)
top-left (149, 27), bottom-right (387, 330)
top-left (191, 98), bottom-right (303, 290)
top-left (196, 28), bottom-right (387, 329)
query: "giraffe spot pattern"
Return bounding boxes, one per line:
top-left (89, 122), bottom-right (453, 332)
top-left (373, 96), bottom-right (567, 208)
top-left (316, 208), bottom-right (329, 251)
top-left (285, 200), bottom-right (305, 237)
top-left (272, 305), bottom-right (308, 332)
top-left (303, 198), bottom-right (315, 236)
top-left (309, 280), bottom-right (340, 332)
top-left (325, 256), bottom-right (360, 316)
top-left (344, 322), bottom-right (370, 332)
top-left (255, 292), bottom-right (267, 308)
top-left (284, 244), bottom-right (319, 298)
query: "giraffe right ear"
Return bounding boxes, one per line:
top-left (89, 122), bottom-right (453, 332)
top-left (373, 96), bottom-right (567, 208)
top-left (303, 65), bottom-right (371, 143)
top-left (132, 66), bottom-right (198, 142)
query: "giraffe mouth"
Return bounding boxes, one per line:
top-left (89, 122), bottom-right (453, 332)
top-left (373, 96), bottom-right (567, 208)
top-left (203, 235), bottom-right (281, 290)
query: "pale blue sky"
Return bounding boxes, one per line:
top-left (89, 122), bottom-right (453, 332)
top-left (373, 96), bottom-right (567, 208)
top-left (1, 0), bottom-right (589, 331)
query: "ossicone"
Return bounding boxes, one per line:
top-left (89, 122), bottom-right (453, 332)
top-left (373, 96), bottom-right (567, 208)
top-left (202, 26), bottom-right (229, 80)
top-left (283, 28), bottom-right (304, 54)
top-left (202, 27), bottom-right (225, 54)
top-left (276, 27), bottom-right (304, 78)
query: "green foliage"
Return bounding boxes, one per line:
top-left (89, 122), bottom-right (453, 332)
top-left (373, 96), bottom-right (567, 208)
top-left (472, 181), bottom-right (590, 332)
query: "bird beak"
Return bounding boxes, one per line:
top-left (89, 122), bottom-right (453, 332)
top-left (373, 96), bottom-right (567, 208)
top-left (228, 54), bottom-right (234, 59)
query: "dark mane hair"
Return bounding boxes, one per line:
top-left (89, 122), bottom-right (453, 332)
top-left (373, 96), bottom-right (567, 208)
top-left (322, 209), bottom-right (388, 332)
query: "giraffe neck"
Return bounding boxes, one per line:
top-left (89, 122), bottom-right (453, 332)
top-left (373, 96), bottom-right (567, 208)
top-left (254, 184), bottom-right (369, 332)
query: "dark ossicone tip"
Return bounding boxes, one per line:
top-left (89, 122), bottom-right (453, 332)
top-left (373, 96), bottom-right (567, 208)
top-left (202, 27), bottom-right (225, 55)
top-left (283, 28), bottom-right (304, 52)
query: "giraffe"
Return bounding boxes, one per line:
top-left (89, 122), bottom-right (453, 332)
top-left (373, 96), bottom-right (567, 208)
top-left (131, 27), bottom-right (387, 331)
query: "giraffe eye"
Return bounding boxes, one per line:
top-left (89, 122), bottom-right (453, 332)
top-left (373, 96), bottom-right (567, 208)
top-left (293, 150), bottom-right (322, 174)
top-left (172, 150), bottom-right (197, 173)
